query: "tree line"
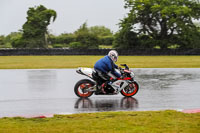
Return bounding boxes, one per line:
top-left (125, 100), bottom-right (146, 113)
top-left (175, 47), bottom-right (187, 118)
top-left (0, 0), bottom-right (200, 49)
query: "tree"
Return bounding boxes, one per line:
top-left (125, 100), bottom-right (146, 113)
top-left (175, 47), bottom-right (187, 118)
top-left (70, 22), bottom-right (99, 49)
top-left (89, 26), bottom-right (113, 37)
top-left (17, 5), bottom-right (57, 48)
top-left (6, 32), bottom-right (22, 48)
top-left (0, 36), bottom-right (5, 47)
top-left (89, 26), bottom-right (114, 45)
top-left (49, 33), bottom-right (76, 48)
top-left (117, 0), bottom-right (200, 49)
top-left (50, 24), bottom-right (114, 48)
top-left (113, 24), bottom-right (140, 49)
top-left (0, 32), bottom-right (23, 48)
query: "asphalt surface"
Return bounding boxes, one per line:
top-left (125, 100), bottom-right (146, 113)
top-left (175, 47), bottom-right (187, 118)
top-left (0, 68), bottom-right (200, 117)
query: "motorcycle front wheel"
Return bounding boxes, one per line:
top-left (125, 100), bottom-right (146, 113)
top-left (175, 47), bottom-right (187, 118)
top-left (74, 79), bottom-right (94, 98)
top-left (120, 81), bottom-right (139, 97)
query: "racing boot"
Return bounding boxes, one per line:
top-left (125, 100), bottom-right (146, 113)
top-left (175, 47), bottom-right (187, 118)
top-left (101, 83), bottom-right (106, 94)
top-left (95, 84), bottom-right (103, 94)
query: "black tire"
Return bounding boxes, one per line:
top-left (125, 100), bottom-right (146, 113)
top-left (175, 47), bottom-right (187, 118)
top-left (74, 79), bottom-right (95, 98)
top-left (120, 81), bottom-right (139, 97)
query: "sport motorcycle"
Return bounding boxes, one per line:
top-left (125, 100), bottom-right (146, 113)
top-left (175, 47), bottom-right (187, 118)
top-left (74, 64), bottom-right (139, 98)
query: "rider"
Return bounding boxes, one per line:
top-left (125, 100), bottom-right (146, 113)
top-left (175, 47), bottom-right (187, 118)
top-left (94, 50), bottom-right (121, 93)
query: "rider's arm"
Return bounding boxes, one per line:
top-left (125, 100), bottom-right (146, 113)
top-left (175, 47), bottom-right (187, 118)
top-left (113, 63), bottom-right (119, 69)
top-left (107, 58), bottom-right (113, 71)
top-left (105, 56), bottom-right (121, 78)
top-left (113, 71), bottom-right (121, 78)
top-left (111, 63), bottom-right (121, 78)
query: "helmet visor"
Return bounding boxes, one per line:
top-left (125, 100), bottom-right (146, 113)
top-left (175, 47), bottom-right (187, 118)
top-left (113, 56), bottom-right (118, 62)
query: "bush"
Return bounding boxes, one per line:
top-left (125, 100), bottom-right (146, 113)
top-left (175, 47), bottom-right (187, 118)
top-left (69, 42), bottom-right (83, 49)
top-left (100, 36), bottom-right (114, 45)
top-left (52, 44), bottom-right (64, 48)
top-left (50, 34), bottom-right (76, 45)
top-left (75, 33), bottom-right (99, 49)
top-left (0, 36), bottom-right (5, 46)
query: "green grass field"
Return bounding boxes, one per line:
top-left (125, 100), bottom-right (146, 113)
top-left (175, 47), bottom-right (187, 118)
top-left (0, 111), bottom-right (199, 133)
top-left (0, 56), bottom-right (200, 69)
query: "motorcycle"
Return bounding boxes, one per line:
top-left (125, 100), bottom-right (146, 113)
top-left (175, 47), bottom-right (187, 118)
top-left (74, 64), bottom-right (139, 98)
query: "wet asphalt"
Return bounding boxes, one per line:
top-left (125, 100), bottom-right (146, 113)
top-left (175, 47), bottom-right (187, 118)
top-left (0, 68), bottom-right (200, 117)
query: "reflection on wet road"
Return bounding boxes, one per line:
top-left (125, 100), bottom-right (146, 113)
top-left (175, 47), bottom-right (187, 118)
top-left (0, 68), bottom-right (200, 117)
top-left (74, 97), bottom-right (138, 112)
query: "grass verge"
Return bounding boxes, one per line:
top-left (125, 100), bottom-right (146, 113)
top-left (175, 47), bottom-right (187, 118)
top-left (0, 110), bottom-right (199, 133)
top-left (0, 56), bottom-right (200, 69)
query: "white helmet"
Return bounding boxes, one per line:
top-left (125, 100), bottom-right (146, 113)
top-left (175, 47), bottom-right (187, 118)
top-left (108, 50), bottom-right (118, 62)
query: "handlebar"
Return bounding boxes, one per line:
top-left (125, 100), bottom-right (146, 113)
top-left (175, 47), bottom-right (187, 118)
top-left (120, 64), bottom-right (129, 70)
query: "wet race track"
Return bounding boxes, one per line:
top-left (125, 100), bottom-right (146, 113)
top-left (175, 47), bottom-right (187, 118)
top-left (0, 68), bottom-right (200, 117)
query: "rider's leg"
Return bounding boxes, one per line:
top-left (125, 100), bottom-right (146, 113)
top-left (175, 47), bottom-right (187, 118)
top-left (95, 70), bottom-right (108, 93)
top-left (107, 72), bottom-right (119, 94)
top-left (107, 71), bottom-right (117, 84)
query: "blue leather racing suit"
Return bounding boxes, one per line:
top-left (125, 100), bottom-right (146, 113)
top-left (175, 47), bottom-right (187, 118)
top-left (94, 55), bottom-right (121, 78)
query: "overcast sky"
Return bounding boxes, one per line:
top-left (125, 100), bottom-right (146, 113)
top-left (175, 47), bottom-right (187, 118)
top-left (0, 0), bottom-right (127, 36)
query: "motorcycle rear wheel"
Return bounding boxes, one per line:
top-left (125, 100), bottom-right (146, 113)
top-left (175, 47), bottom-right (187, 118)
top-left (74, 79), bottom-right (94, 98)
top-left (120, 81), bottom-right (139, 97)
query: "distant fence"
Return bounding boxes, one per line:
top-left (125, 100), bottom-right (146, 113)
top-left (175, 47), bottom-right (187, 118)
top-left (0, 48), bottom-right (200, 56)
